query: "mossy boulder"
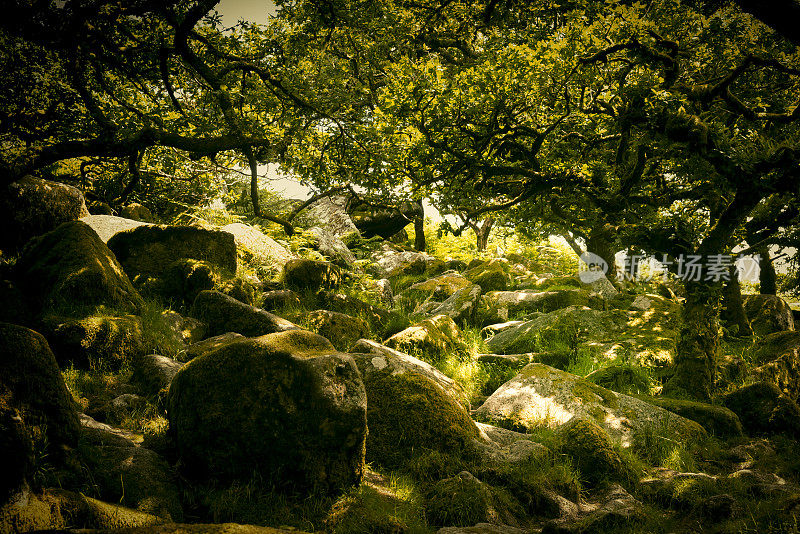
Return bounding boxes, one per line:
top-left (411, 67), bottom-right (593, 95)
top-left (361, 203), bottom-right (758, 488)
top-left (558, 418), bottom-right (626, 485)
top-left (423, 284), bottom-right (483, 325)
top-left (372, 248), bottom-right (431, 278)
top-left (282, 258), bottom-right (341, 292)
top-left (306, 226), bottom-right (356, 267)
top-left (120, 203), bottom-right (154, 222)
top-left (132, 354), bottom-right (184, 396)
top-left (218, 277), bottom-right (258, 306)
top-left (0, 175), bottom-right (90, 252)
top-left (306, 310), bottom-right (369, 351)
top-left (190, 290), bottom-right (298, 338)
top-left (295, 196), bottom-right (359, 238)
top-left (723, 382), bottom-right (800, 437)
top-left (16, 221), bottom-right (142, 315)
top-left (157, 258), bottom-right (218, 305)
top-left (0, 323), bottom-right (79, 454)
top-left (474, 363), bottom-right (706, 446)
top-left (182, 333), bottom-right (245, 362)
top-left (384, 314), bottom-right (467, 362)
top-left (744, 294), bottom-right (795, 336)
top-left (353, 363), bottom-right (479, 469)
top-left (399, 272), bottom-right (473, 309)
top-left (635, 396), bottom-right (743, 438)
top-left (749, 331), bottom-right (800, 400)
top-left (426, 471), bottom-right (520, 528)
top-left (318, 291), bottom-right (401, 337)
top-left (221, 222), bottom-right (295, 276)
top-left (585, 364), bottom-right (652, 395)
top-left (80, 214), bottom-right (151, 243)
top-left (260, 289), bottom-right (302, 311)
top-left (167, 330), bottom-right (367, 494)
top-left (478, 289), bottom-right (590, 325)
top-left (108, 225), bottom-right (237, 278)
top-left (0, 398), bottom-right (33, 501)
top-left (44, 314), bottom-right (144, 369)
top-left (464, 259), bottom-right (512, 293)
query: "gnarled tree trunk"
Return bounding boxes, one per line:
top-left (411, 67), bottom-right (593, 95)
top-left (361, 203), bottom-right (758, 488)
top-left (758, 247), bottom-right (777, 295)
top-left (721, 264), bottom-right (753, 336)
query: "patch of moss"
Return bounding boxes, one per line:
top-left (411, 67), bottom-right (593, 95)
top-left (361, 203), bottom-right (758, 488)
top-left (558, 418), bottom-right (628, 486)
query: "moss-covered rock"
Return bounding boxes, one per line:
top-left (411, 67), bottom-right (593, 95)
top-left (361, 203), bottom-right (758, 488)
top-left (385, 314), bottom-right (467, 362)
top-left (44, 314), bottom-right (144, 369)
top-left (190, 290), bottom-right (298, 338)
top-left (16, 221), bottom-right (142, 315)
top-left (0, 398), bottom-right (33, 501)
top-left (635, 396), bottom-right (743, 438)
top-left (558, 418), bottom-right (626, 485)
top-left (182, 333), bottom-right (245, 362)
top-left (80, 214), bottom-right (152, 243)
top-left (318, 291), bottom-right (401, 337)
top-left (132, 354), bottom-right (184, 396)
top-left (260, 290), bottom-right (302, 311)
top-left (221, 222), bottom-right (295, 277)
top-left (474, 363), bottom-right (706, 446)
top-left (426, 471), bottom-right (520, 527)
top-left (218, 277), bottom-right (258, 306)
top-left (306, 310), bottom-right (369, 352)
top-left (478, 289), bottom-right (590, 325)
top-left (585, 364), bottom-right (652, 395)
top-left (464, 259), bottom-right (512, 293)
top-left (73, 523), bottom-right (307, 533)
top-left (0, 175), bottom-right (90, 252)
top-left (749, 331), bottom-right (800, 401)
top-left (399, 272), bottom-right (473, 309)
top-left (282, 258), bottom-right (341, 292)
top-left (108, 225), bottom-right (237, 278)
top-left (120, 203), bottom-right (154, 222)
top-left (423, 284), bottom-right (483, 325)
top-left (744, 294), bottom-right (795, 336)
top-left (167, 330), bottom-right (367, 494)
top-left (156, 258), bottom-right (218, 305)
top-left (723, 382), bottom-right (800, 437)
top-left (0, 323), bottom-right (79, 454)
top-left (356, 363), bottom-right (479, 469)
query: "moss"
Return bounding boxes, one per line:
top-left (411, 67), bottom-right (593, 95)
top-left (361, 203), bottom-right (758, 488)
top-left (45, 314), bottom-right (144, 369)
top-left (364, 371), bottom-right (479, 470)
top-left (586, 363), bottom-right (653, 396)
top-left (464, 259), bottom-right (511, 292)
top-left (306, 310), bottom-right (370, 352)
top-left (385, 315), bottom-right (467, 363)
top-left (558, 418), bottom-right (627, 486)
top-left (635, 396), bottom-right (743, 438)
top-left (571, 379), bottom-right (620, 410)
top-left (282, 258), bottom-right (342, 292)
top-left (425, 471), bottom-right (517, 528)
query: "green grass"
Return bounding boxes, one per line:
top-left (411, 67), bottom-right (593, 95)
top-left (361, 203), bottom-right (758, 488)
top-left (139, 300), bottom-right (185, 359)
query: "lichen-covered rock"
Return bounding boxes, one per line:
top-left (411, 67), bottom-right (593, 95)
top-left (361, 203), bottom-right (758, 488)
top-left (744, 294), bottom-right (795, 336)
top-left (16, 221), bottom-right (142, 315)
top-left (474, 363), bottom-right (706, 446)
top-left (371, 247), bottom-right (432, 278)
top-left (306, 310), bottom-right (369, 351)
top-left (385, 314), bottom-right (467, 362)
top-left (723, 382), bottom-right (800, 437)
top-left (353, 361), bottom-right (479, 468)
top-left (350, 339), bottom-right (471, 409)
top-left (44, 314), bottom-right (144, 369)
top-left (0, 323), bottom-right (80, 453)
top-left (296, 196), bottom-right (359, 238)
top-left (80, 214), bottom-right (152, 243)
top-left (221, 223), bottom-right (295, 275)
top-left (80, 444), bottom-right (182, 520)
top-left (306, 226), bottom-right (356, 267)
top-left (182, 333), bottom-right (245, 362)
top-left (167, 330), bottom-right (367, 494)
top-left (282, 258), bottom-right (341, 292)
top-left (0, 175), bottom-right (90, 251)
top-left (464, 259), bottom-right (512, 293)
top-left (557, 418), bottom-right (626, 485)
top-left (477, 289), bottom-right (590, 325)
top-left (218, 277), bottom-right (258, 306)
top-left (425, 284), bottom-right (483, 325)
top-left (133, 355), bottom-right (184, 396)
top-left (473, 422), bottom-right (549, 470)
top-left (119, 203), bottom-right (154, 222)
top-left (636, 396), bottom-right (743, 438)
top-left (400, 272), bottom-right (473, 308)
top-left (426, 471), bottom-right (519, 527)
top-left (190, 290), bottom-right (298, 338)
top-left (108, 225), bottom-right (237, 278)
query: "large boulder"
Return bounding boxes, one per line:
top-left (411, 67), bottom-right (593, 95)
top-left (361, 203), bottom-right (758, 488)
top-left (120, 203), bottom-right (155, 222)
top-left (477, 289), bottom-right (591, 325)
top-left (221, 223), bottom-right (295, 275)
top-left (306, 310), bottom-right (369, 352)
top-left (750, 331), bottom-right (800, 400)
top-left (350, 339), bottom-right (471, 408)
top-left (474, 363), bottom-right (706, 446)
top-left (282, 259), bottom-right (342, 292)
top-left (371, 247), bottom-right (433, 278)
top-left (182, 332), bottom-right (245, 362)
top-left (557, 418), bottom-right (627, 485)
top-left (464, 260), bottom-right (512, 293)
top-left (132, 354), bottom-right (184, 396)
top-left (634, 396), bottom-right (743, 438)
top-left (190, 290), bottom-right (298, 338)
top-left (426, 471), bottom-right (520, 528)
top-left (0, 324), bottom-right (79, 489)
top-left (347, 198), bottom-right (422, 239)
top-left (167, 330), bottom-right (367, 494)
top-left (43, 314), bottom-right (144, 369)
top-left (80, 214), bottom-right (152, 243)
top-left (744, 294), bottom-right (795, 336)
top-left (0, 175), bottom-right (89, 252)
top-left (16, 221), bottom-right (142, 315)
top-left (385, 314), bottom-right (467, 362)
top-left (424, 284), bottom-right (483, 325)
top-left (723, 382), bottom-right (800, 437)
top-left (306, 226), bottom-right (356, 267)
top-left (399, 272), bottom-right (474, 309)
top-left (295, 196), bottom-right (359, 238)
top-left (108, 225), bottom-right (237, 278)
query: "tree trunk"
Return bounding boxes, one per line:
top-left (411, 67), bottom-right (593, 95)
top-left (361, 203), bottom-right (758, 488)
top-left (663, 280), bottom-right (722, 401)
top-left (414, 200), bottom-right (426, 252)
top-left (758, 247), bottom-right (777, 295)
top-left (475, 217), bottom-right (495, 252)
top-left (721, 264), bottom-right (753, 336)
top-left (586, 224), bottom-right (618, 282)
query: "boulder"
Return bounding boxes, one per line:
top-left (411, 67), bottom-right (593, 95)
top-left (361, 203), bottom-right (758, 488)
top-left (744, 294), bottom-right (795, 336)
top-left (372, 247), bottom-right (432, 278)
top-left (68, 523), bottom-right (307, 533)
top-left (585, 364), bottom-right (651, 395)
top-left (477, 289), bottom-right (590, 325)
top-left (400, 272), bottom-right (474, 308)
top-left (108, 225), bottom-right (237, 277)
top-left (350, 339), bottom-right (471, 408)
top-left (133, 355), bottom-right (184, 395)
top-left (474, 363), bottom-right (706, 446)
top-left (0, 175), bottom-right (89, 251)
top-left (190, 290), bottom-right (298, 338)
top-left (437, 525), bottom-right (525, 534)
top-left (305, 226), bottom-right (356, 267)
top-left (318, 291), bottom-right (399, 335)
top-left (221, 223), bottom-right (295, 275)
top-left (157, 259), bottom-right (218, 305)
top-left (79, 413), bottom-right (140, 448)
top-left (260, 289), bottom-right (302, 311)
top-left (44, 314), bottom-right (144, 369)
top-left (636, 396), bottom-right (743, 438)
top-left (749, 331), bottom-right (800, 400)
top-left (0, 400), bottom-right (33, 501)
top-left (723, 382), bottom-right (800, 437)
top-left (473, 422), bottom-right (549, 470)
top-left (464, 260), bottom-right (512, 293)
top-left (160, 310), bottom-right (206, 345)
top-left (120, 203), bottom-right (155, 222)
top-left (306, 310), bottom-right (369, 351)
top-left (385, 314), bottom-right (467, 362)
top-left (557, 418), bottom-right (627, 485)
top-left (425, 284), bottom-right (483, 325)
top-left (295, 196), bottom-right (358, 238)
top-left (80, 214), bottom-right (151, 243)
top-left (182, 333), bottom-right (245, 362)
top-left (167, 330), bottom-right (367, 494)
top-left (347, 198), bottom-right (422, 238)
top-left (16, 221), bottom-right (142, 315)
top-left (426, 471), bottom-right (520, 527)
top-left (282, 259), bottom-right (341, 292)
